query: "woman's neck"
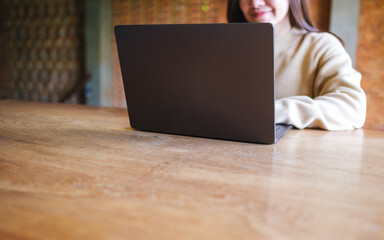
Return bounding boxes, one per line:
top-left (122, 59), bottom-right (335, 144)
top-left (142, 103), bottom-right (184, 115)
top-left (274, 14), bottom-right (292, 37)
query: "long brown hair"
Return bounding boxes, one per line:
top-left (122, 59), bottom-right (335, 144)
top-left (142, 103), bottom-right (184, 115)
top-left (227, 0), bottom-right (318, 32)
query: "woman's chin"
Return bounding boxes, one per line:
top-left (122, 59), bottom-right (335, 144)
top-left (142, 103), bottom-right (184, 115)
top-left (246, 16), bottom-right (274, 24)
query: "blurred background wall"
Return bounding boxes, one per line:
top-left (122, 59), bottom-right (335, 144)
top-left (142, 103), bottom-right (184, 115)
top-left (357, 0), bottom-right (384, 129)
top-left (0, 0), bottom-right (383, 130)
top-left (0, 0), bottom-right (85, 103)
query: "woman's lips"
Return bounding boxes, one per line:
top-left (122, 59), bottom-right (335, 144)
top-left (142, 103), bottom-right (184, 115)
top-left (251, 10), bottom-right (272, 18)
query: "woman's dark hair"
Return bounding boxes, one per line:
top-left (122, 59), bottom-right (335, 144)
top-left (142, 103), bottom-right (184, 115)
top-left (227, 0), bottom-right (318, 32)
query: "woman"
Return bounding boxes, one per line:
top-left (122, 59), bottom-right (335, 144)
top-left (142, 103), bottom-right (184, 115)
top-left (227, 0), bottom-right (366, 130)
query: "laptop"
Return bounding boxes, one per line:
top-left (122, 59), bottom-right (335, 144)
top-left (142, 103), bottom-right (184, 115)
top-left (115, 23), bottom-right (291, 144)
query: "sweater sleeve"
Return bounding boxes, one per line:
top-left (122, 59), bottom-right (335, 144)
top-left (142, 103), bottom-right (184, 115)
top-left (275, 34), bottom-right (366, 130)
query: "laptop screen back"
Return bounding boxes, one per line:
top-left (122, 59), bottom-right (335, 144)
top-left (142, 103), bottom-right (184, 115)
top-left (115, 23), bottom-right (276, 143)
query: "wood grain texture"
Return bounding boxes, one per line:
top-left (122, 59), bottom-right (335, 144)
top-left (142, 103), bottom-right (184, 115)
top-left (356, 0), bottom-right (384, 130)
top-left (308, 0), bottom-right (331, 31)
top-left (1, 100), bottom-right (384, 240)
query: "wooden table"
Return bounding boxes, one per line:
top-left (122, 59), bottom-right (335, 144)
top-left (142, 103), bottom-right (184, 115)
top-left (1, 100), bottom-right (383, 240)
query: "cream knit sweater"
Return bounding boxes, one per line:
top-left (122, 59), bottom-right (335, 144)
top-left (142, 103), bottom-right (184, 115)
top-left (274, 28), bottom-right (366, 130)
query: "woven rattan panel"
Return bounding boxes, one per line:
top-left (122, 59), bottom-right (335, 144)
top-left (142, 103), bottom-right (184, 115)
top-left (0, 0), bottom-right (84, 103)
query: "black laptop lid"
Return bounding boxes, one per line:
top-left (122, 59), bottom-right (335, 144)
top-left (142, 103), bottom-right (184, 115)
top-left (115, 23), bottom-right (276, 144)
